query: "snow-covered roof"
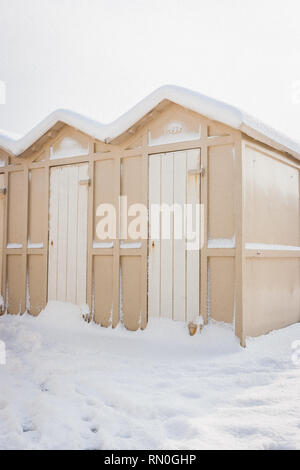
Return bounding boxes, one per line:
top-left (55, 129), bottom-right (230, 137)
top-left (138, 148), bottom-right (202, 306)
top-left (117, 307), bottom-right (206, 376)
top-left (0, 85), bottom-right (299, 160)
top-left (0, 128), bottom-right (21, 141)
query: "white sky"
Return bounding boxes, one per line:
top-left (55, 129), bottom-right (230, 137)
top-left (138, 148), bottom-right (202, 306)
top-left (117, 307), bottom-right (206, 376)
top-left (0, 0), bottom-right (299, 141)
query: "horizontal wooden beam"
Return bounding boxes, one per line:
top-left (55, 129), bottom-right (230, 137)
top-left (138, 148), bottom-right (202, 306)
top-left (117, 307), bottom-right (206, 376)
top-left (246, 249), bottom-right (300, 258)
top-left (205, 248), bottom-right (236, 257)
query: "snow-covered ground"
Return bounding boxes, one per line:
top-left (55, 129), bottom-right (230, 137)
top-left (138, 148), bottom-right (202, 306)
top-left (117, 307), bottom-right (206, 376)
top-left (0, 302), bottom-right (299, 450)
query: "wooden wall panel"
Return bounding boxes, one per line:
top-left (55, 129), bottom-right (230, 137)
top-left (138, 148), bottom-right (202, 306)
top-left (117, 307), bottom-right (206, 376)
top-left (186, 150), bottom-right (201, 321)
top-left (76, 165), bottom-right (89, 305)
top-left (7, 171), bottom-right (26, 246)
top-left (121, 256), bottom-right (141, 331)
top-left (94, 159), bottom-right (114, 243)
top-left (28, 168), bottom-right (46, 245)
top-left (93, 255), bottom-right (113, 326)
top-left (7, 255), bottom-right (24, 314)
top-left (28, 255), bottom-right (45, 316)
top-left (245, 258), bottom-right (300, 337)
top-left (208, 122), bottom-right (230, 138)
top-left (244, 145), bottom-right (300, 246)
top-left (209, 257), bottom-right (235, 323)
top-left (121, 156), bottom-right (143, 243)
top-left (208, 144), bottom-right (235, 240)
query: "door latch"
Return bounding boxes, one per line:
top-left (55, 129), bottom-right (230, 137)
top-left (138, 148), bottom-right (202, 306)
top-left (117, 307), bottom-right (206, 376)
top-left (79, 178), bottom-right (91, 186)
top-left (188, 165), bottom-right (205, 176)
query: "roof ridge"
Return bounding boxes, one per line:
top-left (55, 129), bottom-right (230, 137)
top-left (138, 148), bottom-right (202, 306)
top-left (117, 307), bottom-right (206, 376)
top-left (0, 85), bottom-right (299, 159)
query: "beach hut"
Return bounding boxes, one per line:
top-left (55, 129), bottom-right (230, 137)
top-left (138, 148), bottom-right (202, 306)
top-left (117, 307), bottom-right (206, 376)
top-left (0, 85), bottom-right (299, 345)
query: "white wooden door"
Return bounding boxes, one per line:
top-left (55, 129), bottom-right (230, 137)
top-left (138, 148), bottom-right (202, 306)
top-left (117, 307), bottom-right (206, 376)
top-left (148, 149), bottom-right (201, 322)
top-left (48, 163), bottom-right (89, 305)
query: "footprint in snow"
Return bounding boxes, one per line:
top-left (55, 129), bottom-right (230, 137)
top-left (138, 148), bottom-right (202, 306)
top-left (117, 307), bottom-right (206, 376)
top-left (82, 412), bottom-right (94, 422)
top-left (40, 383), bottom-right (49, 392)
top-left (86, 398), bottom-right (97, 407)
top-left (22, 420), bottom-right (36, 433)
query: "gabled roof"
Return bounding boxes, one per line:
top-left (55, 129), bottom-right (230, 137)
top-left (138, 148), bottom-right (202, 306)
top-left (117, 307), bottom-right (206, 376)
top-left (0, 85), bottom-right (299, 160)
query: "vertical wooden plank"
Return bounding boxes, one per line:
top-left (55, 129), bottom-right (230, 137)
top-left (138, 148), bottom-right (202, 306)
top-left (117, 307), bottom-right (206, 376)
top-left (22, 168), bottom-right (29, 314)
top-left (7, 171), bottom-right (25, 246)
top-left (6, 169), bottom-right (27, 313)
top-left (201, 125), bottom-right (208, 324)
top-left (186, 149), bottom-right (201, 321)
top-left (48, 167), bottom-right (60, 301)
top-left (121, 156), bottom-right (143, 243)
top-left (28, 255), bottom-right (45, 316)
top-left (27, 165), bottom-right (48, 313)
top-left (208, 144), bottom-right (235, 239)
top-left (160, 152), bottom-right (173, 318)
top-left (94, 255), bottom-right (114, 326)
top-left (66, 165), bottom-right (78, 303)
top-left (234, 139), bottom-right (246, 346)
top-left (121, 256), bottom-right (141, 330)
top-left (210, 257), bottom-right (235, 323)
top-left (86, 150), bottom-right (95, 317)
top-left (7, 255), bottom-right (23, 314)
top-left (57, 167), bottom-right (68, 301)
top-left (76, 164), bottom-right (89, 304)
top-left (112, 155), bottom-right (120, 327)
top-left (28, 168), bottom-right (46, 245)
top-left (148, 154), bottom-right (161, 317)
top-left (173, 151), bottom-right (186, 321)
top-left (140, 143), bottom-right (149, 329)
top-left (42, 163), bottom-right (50, 310)
top-left (93, 158), bottom-right (114, 243)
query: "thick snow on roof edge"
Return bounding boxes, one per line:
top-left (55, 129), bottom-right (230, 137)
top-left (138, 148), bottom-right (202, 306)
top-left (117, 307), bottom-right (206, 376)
top-left (0, 85), bottom-right (299, 158)
top-left (0, 129), bottom-right (21, 141)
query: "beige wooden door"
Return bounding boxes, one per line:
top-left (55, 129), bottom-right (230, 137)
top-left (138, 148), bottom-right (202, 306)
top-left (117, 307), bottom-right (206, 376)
top-left (48, 163), bottom-right (89, 305)
top-left (148, 149), bottom-right (201, 322)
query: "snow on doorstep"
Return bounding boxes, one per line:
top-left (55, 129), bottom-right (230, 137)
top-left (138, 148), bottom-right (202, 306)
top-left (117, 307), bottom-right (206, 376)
top-left (208, 236), bottom-right (236, 248)
top-left (0, 302), bottom-right (300, 450)
top-left (6, 243), bottom-right (23, 249)
top-left (246, 242), bottom-right (300, 251)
